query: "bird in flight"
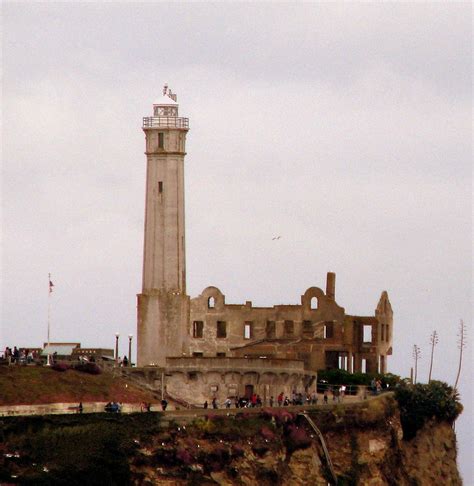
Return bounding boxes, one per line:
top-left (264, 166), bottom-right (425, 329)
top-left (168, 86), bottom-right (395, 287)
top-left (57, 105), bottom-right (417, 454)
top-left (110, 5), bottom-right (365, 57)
top-left (272, 236), bottom-right (282, 240)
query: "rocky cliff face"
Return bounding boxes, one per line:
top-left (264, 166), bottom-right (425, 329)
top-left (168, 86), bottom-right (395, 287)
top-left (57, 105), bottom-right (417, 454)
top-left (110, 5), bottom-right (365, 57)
top-left (129, 404), bottom-right (461, 485)
top-left (0, 395), bottom-right (462, 485)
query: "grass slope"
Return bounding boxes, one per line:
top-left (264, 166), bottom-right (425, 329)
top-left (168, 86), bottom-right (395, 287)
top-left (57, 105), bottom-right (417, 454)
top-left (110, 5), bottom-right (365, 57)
top-left (0, 366), bottom-right (157, 405)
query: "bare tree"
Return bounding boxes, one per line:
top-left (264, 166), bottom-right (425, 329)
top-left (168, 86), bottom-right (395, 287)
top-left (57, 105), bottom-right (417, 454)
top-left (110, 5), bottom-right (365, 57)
top-left (412, 344), bottom-right (421, 384)
top-left (428, 330), bottom-right (439, 383)
top-left (453, 320), bottom-right (466, 392)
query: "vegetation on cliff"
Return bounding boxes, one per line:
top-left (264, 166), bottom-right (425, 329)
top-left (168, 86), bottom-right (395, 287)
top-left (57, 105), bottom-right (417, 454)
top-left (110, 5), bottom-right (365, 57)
top-left (317, 369), bottom-right (401, 389)
top-left (394, 380), bottom-right (462, 440)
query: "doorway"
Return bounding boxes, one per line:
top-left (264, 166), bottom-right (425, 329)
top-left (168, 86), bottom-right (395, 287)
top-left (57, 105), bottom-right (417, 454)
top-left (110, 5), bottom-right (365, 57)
top-left (245, 384), bottom-right (254, 399)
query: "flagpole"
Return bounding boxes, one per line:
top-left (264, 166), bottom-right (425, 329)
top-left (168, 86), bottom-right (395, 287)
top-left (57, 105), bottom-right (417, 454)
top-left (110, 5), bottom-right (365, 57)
top-left (46, 273), bottom-right (52, 366)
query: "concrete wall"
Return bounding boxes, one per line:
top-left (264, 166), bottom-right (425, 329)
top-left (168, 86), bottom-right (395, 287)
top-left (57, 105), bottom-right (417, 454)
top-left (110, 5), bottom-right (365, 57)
top-left (137, 291), bottom-right (189, 367)
top-left (186, 284), bottom-right (346, 359)
top-left (142, 129), bottom-right (187, 293)
top-left (182, 282), bottom-right (393, 374)
top-left (164, 356), bottom-right (315, 406)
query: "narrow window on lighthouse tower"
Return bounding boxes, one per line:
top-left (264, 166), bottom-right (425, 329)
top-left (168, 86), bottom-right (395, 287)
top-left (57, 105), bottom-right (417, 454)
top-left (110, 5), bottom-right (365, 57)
top-left (158, 181), bottom-right (163, 193)
top-left (158, 132), bottom-right (164, 148)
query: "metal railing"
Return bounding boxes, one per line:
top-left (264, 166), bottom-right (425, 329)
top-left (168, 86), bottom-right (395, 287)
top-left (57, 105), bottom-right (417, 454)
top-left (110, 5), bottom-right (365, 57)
top-left (142, 116), bottom-right (189, 129)
top-left (298, 413), bottom-right (338, 485)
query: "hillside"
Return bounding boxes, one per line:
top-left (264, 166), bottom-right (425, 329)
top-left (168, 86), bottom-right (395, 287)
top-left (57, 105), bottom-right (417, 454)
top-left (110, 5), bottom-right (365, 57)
top-left (0, 366), bottom-right (158, 405)
top-left (0, 393), bottom-right (462, 485)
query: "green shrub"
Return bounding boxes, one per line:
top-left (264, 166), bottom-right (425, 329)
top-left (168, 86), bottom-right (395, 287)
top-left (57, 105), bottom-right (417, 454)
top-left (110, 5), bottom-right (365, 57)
top-left (394, 380), bottom-right (462, 440)
top-left (317, 369), bottom-right (401, 388)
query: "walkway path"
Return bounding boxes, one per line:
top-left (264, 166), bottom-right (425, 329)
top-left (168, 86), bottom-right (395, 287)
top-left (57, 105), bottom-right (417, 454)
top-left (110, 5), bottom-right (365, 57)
top-left (0, 392), bottom-right (389, 418)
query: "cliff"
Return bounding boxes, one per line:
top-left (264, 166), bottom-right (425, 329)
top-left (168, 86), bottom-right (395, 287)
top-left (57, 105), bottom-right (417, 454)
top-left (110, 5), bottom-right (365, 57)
top-left (0, 394), bottom-right (462, 485)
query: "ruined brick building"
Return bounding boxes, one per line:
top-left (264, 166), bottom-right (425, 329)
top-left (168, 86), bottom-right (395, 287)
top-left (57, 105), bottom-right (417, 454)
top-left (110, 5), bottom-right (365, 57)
top-left (136, 87), bottom-right (393, 404)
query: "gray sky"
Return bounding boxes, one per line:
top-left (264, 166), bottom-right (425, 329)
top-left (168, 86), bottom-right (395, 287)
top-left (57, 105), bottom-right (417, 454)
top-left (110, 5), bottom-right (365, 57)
top-left (2, 2), bottom-right (471, 478)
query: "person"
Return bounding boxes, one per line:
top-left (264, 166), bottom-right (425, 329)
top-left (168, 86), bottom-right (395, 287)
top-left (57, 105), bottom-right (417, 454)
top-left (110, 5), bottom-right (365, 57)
top-left (251, 393), bottom-right (257, 408)
top-left (78, 402), bottom-right (83, 414)
top-left (340, 385), bottom-right (346, 400)
top-left (224, 398), bottom-right (232, 409)
top-left (203, 400), bottom-right (208, 409)
top-left (269, 396), bottom-right (274, 407)
top-left (212, 397), bottom-right (218, 409)
top-left (122, 356), bottom-right (129, 367)
top-left (161, 399), bottom-right (168, 411)
top-left (323, 390), bottom-right (328, 404)
top-left (277, 392), bottom-right (284, 407)
top-left (105, 402), bottom-right (118, 412)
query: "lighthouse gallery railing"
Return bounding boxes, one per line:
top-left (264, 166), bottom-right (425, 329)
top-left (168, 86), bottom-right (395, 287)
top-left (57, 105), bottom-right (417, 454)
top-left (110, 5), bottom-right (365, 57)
top-left (143, 117), bottom-right (189, 129)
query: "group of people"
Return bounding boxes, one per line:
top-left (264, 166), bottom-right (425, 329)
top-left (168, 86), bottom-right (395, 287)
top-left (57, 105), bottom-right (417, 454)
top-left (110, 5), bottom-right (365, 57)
top-left (2, 346), bottom-right (38, 365)
top-left (116, 356), bottom-right (130, 367)
top-left (203, 390), bottom-right (321, 410)
top-left (370, 378), bottom-right (383, 395)
top-left (319, 385), bottom-right (347, 403)
top-left (276, 391), bottom-right (319, 407)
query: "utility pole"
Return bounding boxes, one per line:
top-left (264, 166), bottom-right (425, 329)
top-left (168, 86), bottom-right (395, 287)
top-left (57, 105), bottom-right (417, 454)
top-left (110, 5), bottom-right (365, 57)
top-left (46, 274), bottom-right (54, 366)
top-left (428, 330), bottom-right (438, 383)
top-left (128, 334), bottom-right (133, 366)
top-left (115, 333), bottom-right (120, 364)
top-left (412, 344), bottom-right (421, 384)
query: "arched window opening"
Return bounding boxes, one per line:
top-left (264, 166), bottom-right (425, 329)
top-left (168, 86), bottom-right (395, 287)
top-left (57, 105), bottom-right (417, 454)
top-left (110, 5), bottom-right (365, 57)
top-left (208, 296), bottom-right (215, 309)
top-left (310, 297), bottom-right (318, 310)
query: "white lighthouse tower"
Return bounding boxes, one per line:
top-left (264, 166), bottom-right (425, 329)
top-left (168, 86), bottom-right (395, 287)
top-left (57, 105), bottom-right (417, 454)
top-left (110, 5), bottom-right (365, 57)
top-left (137, 85), bottom-right (190, 366)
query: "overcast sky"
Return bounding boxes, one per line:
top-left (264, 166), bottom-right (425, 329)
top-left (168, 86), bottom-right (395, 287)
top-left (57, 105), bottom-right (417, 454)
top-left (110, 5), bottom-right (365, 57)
top-left (1, 2), bottom-right (471, 478)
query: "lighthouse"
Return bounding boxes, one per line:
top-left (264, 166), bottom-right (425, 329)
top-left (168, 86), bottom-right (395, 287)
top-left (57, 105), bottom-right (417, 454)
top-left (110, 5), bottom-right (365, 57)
top-left (137, 86), bottom-right (190, 366)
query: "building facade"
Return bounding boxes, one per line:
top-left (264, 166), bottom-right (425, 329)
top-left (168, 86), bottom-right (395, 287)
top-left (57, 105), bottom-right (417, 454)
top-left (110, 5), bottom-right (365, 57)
top-left (136, 88), bottom-right (393, 405)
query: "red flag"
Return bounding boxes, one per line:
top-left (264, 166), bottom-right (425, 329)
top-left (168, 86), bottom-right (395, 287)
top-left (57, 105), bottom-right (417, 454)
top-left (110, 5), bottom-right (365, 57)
top-left (49, 278), bottom-right (54, 293)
